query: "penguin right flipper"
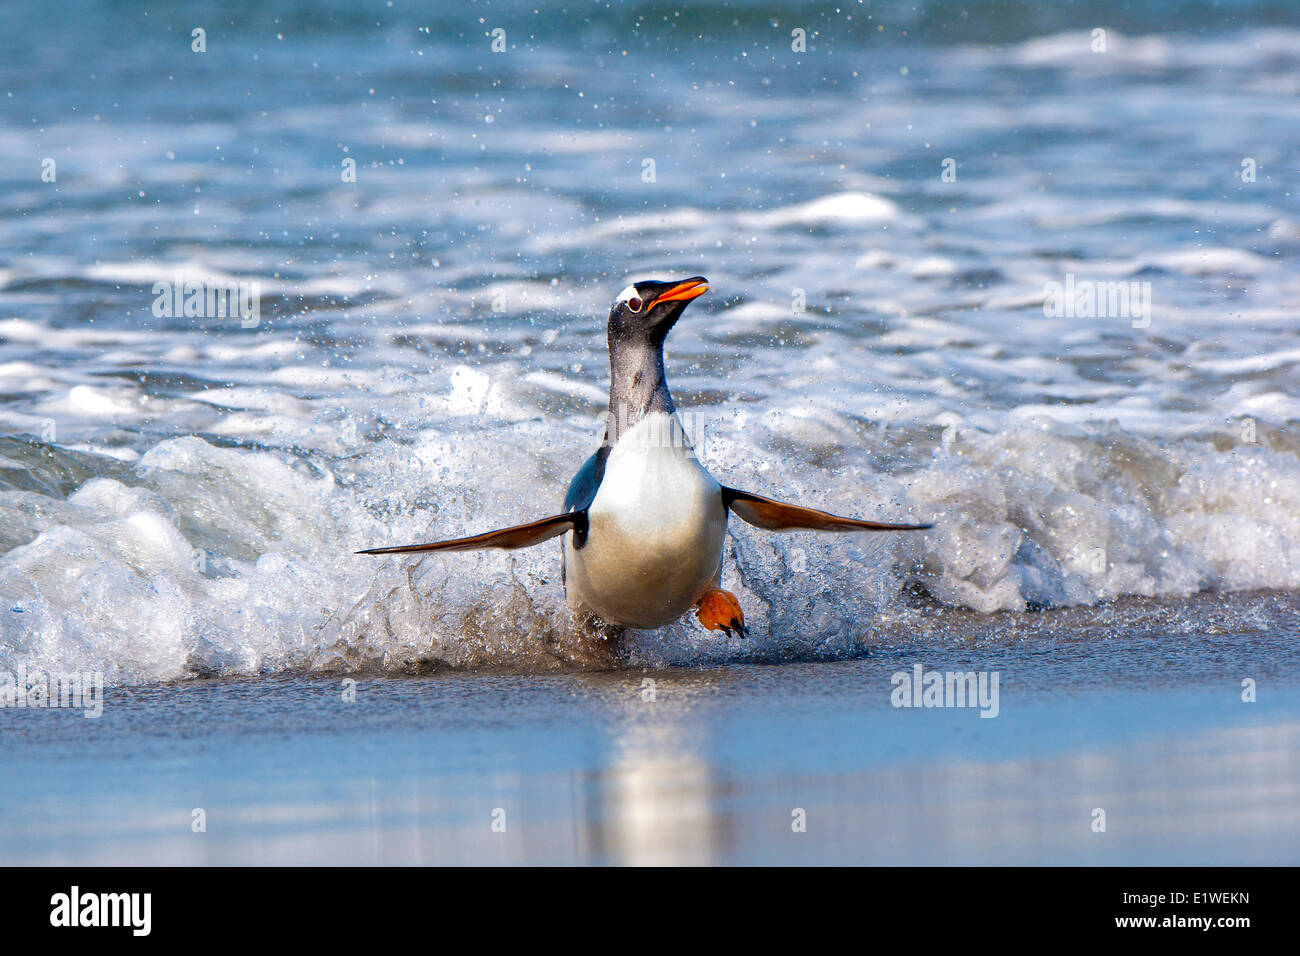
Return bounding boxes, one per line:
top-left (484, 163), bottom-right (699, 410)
top-left (722, 488), bottom-right (932, 533)
top-left (564, 446), bottom-right (609, 515)
top-left (558, 446), bottom-right (611, 597)
top-left (357, 511), bottom-right (585, 555)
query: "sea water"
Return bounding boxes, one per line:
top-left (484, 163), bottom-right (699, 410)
top-left (0, 2), bottom-right (1297, 685)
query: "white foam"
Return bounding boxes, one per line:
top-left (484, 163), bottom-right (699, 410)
top-left (748, 192), bottom-right (900, 227)
top-left (1, 383), bottom-right (1298, 686)
top-left (1145, 247), bottom-right (1271, 276)
top-left (1009, 30), bottom-right (1173, 68)
top-left (37, 385), bottom-right (140, 419)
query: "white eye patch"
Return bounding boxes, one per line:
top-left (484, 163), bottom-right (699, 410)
top-left (616, 284), bottom-right (644, 312)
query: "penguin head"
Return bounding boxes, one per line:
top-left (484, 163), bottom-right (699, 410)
top-left (607, 276), bottom-right (709, 346)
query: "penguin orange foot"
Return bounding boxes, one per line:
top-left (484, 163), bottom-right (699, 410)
top-left (695, 588), bottom-right (747, 639)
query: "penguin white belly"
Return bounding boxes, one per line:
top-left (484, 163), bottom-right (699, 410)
top-left (564, 413), bottom-right (726, 628)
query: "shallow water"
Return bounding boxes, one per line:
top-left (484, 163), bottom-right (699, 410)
top-left (2, 589), bottom-right (1297, 864)
top-left (1, 1), bottom-right (1299, 684)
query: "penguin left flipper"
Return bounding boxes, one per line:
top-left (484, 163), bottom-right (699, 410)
top-left (357, 511), bottom-right (585, 555)
top-left (722, 487), bottom-right (932, 533)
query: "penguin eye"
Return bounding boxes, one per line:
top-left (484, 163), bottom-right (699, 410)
top-left (626, 296), bottom-right (643, 313)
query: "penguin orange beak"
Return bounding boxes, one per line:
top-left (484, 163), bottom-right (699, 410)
top-left (651, 277), bottom-right (709, 306)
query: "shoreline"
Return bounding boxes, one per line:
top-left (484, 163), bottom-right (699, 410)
top-left (3, 593), bottom-right (1297, 864)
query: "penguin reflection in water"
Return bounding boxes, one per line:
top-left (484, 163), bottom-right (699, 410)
top-left (360, 277), bottom-right (932, 638)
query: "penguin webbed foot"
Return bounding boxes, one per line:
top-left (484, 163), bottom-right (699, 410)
top-left (694, 589), bottom-right (747, 640)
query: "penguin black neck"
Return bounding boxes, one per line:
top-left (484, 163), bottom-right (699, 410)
top-left (603, 335), bottom-right (675, 447)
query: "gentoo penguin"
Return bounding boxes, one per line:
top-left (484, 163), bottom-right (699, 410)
top-left (360, 277), bottom-right (932, 637)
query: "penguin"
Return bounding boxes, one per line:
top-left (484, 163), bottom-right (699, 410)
top-left (359, 276), bottom-right (932, 638)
